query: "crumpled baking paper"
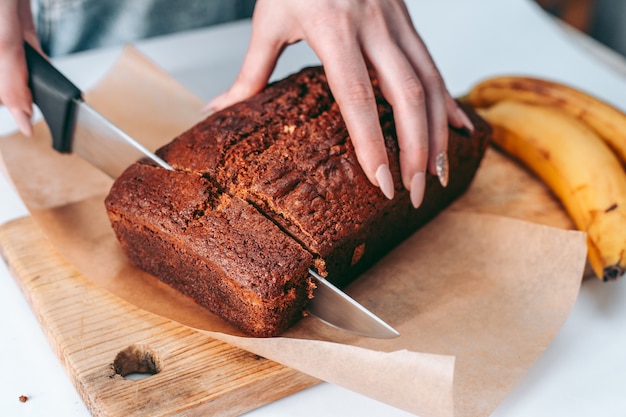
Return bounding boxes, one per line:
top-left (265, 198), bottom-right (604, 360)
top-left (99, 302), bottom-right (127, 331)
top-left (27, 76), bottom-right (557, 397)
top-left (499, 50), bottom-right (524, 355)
top-left (0, 47), bottom-right (587, 417)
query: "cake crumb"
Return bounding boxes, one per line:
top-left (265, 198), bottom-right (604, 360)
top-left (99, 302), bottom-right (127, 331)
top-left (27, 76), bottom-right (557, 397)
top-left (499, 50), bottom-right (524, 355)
top-left (351, 243), bottom-right (365, 265)
top-left (19, 395), bottom-right (29, 403)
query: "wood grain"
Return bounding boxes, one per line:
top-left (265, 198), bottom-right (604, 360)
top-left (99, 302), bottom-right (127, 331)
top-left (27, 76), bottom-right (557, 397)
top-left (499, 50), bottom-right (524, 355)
top-left (0, 145), bottom-right (586, 416)
top-left (0, 216), bottom-right (318, 417)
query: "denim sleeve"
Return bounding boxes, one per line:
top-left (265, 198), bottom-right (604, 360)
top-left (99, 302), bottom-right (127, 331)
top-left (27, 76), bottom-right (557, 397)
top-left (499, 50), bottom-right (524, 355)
top-left (32, 0), bottom-right (256, 57)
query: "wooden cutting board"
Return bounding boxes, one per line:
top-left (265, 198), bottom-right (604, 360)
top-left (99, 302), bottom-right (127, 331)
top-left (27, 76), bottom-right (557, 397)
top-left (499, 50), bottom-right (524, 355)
top-left (0, 215), bottom-right (319, 417)
top-left (0, 147), bottom-right (584, 417)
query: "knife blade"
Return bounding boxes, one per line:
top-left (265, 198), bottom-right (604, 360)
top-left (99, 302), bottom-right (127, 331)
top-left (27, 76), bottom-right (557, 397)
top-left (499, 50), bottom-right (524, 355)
top-left (24, 42), bottom-right (171, 178)
top-left (308, 269), bottom-right (399, 338)
top-left (24, 42), bottom-right (399, 339)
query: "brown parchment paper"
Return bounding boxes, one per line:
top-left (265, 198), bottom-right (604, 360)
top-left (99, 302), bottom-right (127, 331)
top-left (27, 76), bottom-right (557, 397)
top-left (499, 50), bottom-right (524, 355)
top-left (0, 47), bottom-right (588, 417)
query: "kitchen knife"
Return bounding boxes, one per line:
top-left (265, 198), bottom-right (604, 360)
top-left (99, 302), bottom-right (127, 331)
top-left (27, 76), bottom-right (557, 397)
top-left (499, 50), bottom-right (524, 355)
top-left (24, 42), bottom-right (170, 178)
top-left (24, 42), bottom-right (399, 339)
top-left (308, 269), bottom-right (399, 338)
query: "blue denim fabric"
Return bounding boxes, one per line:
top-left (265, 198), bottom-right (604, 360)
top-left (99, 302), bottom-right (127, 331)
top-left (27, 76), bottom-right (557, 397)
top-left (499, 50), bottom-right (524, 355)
top-left (32, 0), bottom-right (256, 57)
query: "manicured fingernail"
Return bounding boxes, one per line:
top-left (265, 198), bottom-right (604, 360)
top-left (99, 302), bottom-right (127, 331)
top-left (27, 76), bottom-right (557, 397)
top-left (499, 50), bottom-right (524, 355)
top-left (457, 107), bottom-right (474, 133)
top-left (435, 152), bottom-right (449, 187)
top-left (200, 103), bottom-right (215, 115)
top-left (202, 95), bottom-right (224, 114)
top-left (375, 164), bottom-right (394, 200)
top-left (410, 172), bottom-right (426, 209)
top-left (13, 109), bottom-right (33, 137)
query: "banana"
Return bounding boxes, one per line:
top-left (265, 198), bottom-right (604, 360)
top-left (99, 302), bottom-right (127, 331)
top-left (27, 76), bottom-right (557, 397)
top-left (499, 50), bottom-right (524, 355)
top-left (477, 100), bottom-right (626, 281)
top-left (464, 76), bottom-right (626, 164)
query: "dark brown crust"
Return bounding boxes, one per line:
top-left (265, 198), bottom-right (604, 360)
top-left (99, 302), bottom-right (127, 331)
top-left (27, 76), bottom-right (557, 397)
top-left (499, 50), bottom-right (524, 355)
top-left (105, 66), bottom-right (490, 336)
top-left (105, 164), bottom-right (312, 337)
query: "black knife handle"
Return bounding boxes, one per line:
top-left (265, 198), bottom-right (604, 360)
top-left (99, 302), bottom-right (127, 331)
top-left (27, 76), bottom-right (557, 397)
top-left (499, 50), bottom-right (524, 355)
top-left (24, 42), bottom-right (82, 153)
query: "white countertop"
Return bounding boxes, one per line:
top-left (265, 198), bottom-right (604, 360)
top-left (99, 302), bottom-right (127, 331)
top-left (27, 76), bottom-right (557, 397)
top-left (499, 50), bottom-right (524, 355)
top-left (2, 1), bottom-right (626, 416)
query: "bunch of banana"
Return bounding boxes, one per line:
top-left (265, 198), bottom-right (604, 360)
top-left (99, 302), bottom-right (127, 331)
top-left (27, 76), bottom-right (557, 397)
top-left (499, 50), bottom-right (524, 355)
top-left (464, 76), bottom-right (626, 164)
top-left (464, 76), bottom-right (626, 281)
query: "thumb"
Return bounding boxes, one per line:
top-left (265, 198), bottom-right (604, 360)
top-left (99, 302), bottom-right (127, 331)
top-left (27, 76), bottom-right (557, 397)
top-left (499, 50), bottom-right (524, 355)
top-left (204, 19), bottom-right (286, 113)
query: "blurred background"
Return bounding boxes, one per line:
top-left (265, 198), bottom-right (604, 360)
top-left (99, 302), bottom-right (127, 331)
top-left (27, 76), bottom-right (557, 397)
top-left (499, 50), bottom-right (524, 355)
top-left (536, 0), bottom-right (626, 56)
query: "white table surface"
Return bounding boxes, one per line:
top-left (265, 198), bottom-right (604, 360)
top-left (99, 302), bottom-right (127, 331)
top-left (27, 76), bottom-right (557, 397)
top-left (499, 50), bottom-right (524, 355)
top-left (2, 1), bottom-right (626, 416)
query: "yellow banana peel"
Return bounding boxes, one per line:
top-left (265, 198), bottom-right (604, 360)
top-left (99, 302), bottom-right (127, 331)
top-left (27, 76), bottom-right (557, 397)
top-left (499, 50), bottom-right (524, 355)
top-left (477, 100), bottom-right (626, 281)
top-left (464, 76), bottom-right (626, 165)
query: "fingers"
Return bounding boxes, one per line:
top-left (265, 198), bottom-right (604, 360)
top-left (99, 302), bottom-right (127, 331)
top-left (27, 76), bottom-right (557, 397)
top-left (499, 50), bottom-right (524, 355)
top-left (352, 1), bottom-right (453, 206)
top-left (0, 0), bottom-right (35, 136)
top-left (215, 0), bottom-right (465, 208)
top-left (446, 94), bottom-right (475, 133)
top-left (306, 18), bottom-right (393, 199)
top-left (353, 0), bottom-right (475, 205)
top-left (390, 2), bottom-right (474, 137)
top-left (360, 23), bottom-right (430, 206)
top-left (378, 4), bottom-right (449, 185)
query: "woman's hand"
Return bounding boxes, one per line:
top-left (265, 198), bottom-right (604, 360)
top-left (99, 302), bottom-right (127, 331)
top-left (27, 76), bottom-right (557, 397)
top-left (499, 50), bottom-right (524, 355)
top-left (206, 0), bottom-right (474, 208)
top-left (0, 0), bottom-right (39, 137)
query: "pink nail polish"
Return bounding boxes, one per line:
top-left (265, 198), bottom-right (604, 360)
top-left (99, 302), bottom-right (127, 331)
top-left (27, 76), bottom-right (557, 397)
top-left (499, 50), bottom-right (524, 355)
top-left (457, 107), bottom-right (474, 133)
top-left (375, 164), bottom-right (395, 200)
top-left (410, 172), bottom-right (426, 209)
top-left (13, 109), bottom-right (33, 137)
top-left (202, 95), bottom-right (224, 114)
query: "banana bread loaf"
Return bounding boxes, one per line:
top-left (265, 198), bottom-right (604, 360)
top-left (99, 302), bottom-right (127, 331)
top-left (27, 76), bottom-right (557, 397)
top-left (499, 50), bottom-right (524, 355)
top-left (105, 66), bottom-right (490, 336)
